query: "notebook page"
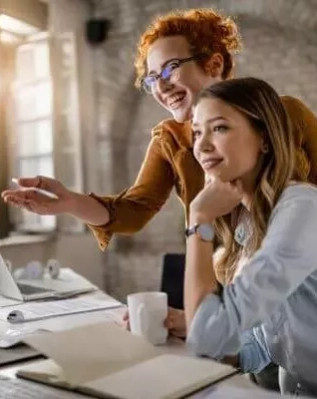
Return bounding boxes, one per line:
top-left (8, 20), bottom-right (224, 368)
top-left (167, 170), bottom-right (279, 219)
top-left (82, 354), bottom-right (236, 399)
top-left (23, 322), bottom-right (160, 385)
top-left (17, 359), bottom-right (68, 385)
top-left (17, 359), bottom-right (107, 395)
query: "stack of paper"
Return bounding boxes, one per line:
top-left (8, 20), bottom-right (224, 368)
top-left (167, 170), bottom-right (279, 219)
top-left (0, 296), bottom-right (122, 323)
top-left (0, 296), bottom-right (20, 308)
top-left (17, 322), bottom-right (237, 399)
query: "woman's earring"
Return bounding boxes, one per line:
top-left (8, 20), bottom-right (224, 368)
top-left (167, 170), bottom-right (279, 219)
top-left (262, 143), bottom-right (269, 153)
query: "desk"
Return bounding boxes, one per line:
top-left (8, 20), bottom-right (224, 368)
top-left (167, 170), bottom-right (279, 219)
top-left (0, 290), bottom-right (126, 367)
top-left (0, 358), bottom-right (259, 399)
top-left (0, 362), bottom-right (261, 399)
top-left (0, 291), bottom-right (262, 398)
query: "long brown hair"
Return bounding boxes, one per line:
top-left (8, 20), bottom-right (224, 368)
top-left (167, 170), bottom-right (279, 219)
top-left (194, 77), bottom-right (309, 284)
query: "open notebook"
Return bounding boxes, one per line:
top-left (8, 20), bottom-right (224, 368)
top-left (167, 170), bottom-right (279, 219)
top-left (17, 322), bottom-right (236, 399)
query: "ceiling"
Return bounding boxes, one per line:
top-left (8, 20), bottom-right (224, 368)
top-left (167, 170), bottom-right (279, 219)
top-left (0, 0), bottom-right (48, 30)
top-left (0, 0), bottom-right (48, 44)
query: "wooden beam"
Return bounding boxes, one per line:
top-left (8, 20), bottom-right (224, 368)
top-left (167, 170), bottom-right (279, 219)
top-left (0, 0), bottom-right (48, 31)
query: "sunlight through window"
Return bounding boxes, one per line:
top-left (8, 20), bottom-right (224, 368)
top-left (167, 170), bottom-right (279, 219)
top-left (0, 14), bottom-right (39, 36)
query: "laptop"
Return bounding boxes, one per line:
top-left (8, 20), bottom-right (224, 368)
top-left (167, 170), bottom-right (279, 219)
top-left (0, 253), bottom-right (93, 302)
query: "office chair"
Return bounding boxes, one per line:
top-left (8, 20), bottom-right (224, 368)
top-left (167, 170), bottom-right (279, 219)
top-left (160, 253), bottom-right (185, 310)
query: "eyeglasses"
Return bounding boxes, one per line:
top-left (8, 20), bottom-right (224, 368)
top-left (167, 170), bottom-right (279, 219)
top-left (141, 54), bottom-right (206, 94)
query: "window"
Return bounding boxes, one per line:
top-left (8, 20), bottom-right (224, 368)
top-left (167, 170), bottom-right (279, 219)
top-left (9, 32), bottom-right (84, 233)
top-left (10, 34), bottom-right (55, 231)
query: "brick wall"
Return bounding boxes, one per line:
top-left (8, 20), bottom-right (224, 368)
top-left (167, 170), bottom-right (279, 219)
top-left (91, 0), bottom-right (317, 300)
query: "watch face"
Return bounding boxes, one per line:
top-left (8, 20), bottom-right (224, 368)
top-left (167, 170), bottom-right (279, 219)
top-left (197, 224), bottom-right (215, 241)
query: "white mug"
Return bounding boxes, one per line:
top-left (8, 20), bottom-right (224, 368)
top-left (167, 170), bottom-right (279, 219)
top-left (127, 292), bottom-right (168, 345)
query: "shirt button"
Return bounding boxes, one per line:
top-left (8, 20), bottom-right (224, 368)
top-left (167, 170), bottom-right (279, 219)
top-left (272, 335), bottom-right (279, 344)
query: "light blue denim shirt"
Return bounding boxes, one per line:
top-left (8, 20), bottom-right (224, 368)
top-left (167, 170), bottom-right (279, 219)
top-left (186, 184), bottom-right (317, 388)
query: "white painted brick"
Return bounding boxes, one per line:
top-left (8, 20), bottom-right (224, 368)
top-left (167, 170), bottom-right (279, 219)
top-left (89, 0), bottom-right (317, 298)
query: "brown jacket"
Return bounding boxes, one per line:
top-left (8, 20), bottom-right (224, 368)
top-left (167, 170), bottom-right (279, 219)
top-left (89, 96), bottom-right (317, 250)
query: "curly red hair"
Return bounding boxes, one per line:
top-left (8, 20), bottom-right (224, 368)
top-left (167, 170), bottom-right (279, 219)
top-left (135, 8), bottom-right (242, 87)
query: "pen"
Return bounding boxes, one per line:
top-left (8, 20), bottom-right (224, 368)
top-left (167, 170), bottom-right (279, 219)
top-left (11, 178), bottom-right (58, 199)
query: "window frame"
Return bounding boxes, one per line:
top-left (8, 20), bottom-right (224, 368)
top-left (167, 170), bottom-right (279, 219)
top-left (8, 31), bottom-right (85, 234)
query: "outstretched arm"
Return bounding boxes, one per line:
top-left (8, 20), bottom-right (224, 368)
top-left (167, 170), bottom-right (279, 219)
top-left (2, 127), bottom-right (176, 250)
top-left (2, 176), bottom-right (111, 226)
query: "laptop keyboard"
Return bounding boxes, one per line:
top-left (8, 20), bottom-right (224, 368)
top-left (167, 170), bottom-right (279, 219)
top-left (17, 283), bottom-right (52, 295)
top-left (0, 377), bottom-right (91, 398)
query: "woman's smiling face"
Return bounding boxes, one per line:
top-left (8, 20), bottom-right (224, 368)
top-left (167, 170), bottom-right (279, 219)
top-left (146, 35), bottom-right (222, 123)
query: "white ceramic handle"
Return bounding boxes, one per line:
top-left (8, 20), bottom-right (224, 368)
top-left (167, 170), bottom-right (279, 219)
top-left (137, 304), bottom-right (148, 335)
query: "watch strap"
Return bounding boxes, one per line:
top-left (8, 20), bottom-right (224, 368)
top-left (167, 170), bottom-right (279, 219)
top-left (185, 223), bottom-right (215, 242)
top-left (185, 224), bottom-right (198, 238)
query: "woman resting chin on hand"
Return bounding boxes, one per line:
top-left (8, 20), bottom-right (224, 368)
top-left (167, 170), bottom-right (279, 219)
top-left (185, 77), bottom-right (317, 397)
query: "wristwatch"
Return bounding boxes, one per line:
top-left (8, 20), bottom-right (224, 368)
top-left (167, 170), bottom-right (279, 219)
top-left (185, 223), bottom-right (215, 242)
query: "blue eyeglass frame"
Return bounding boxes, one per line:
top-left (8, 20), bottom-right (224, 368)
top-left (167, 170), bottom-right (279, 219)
top-left (141, 54), bottom-right (206, 93)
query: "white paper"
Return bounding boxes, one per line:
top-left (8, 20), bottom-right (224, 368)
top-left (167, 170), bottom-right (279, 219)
top-left (23, 322), bottom-right (160, 385)
top-left (0, 296), bottom-right (21, 308)
top-left (84, 354), bottom-right (235, 399)
top-left (18, 323), bottom-right (236, 399)
top-left (0, 296), bottom-right (122, 323)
